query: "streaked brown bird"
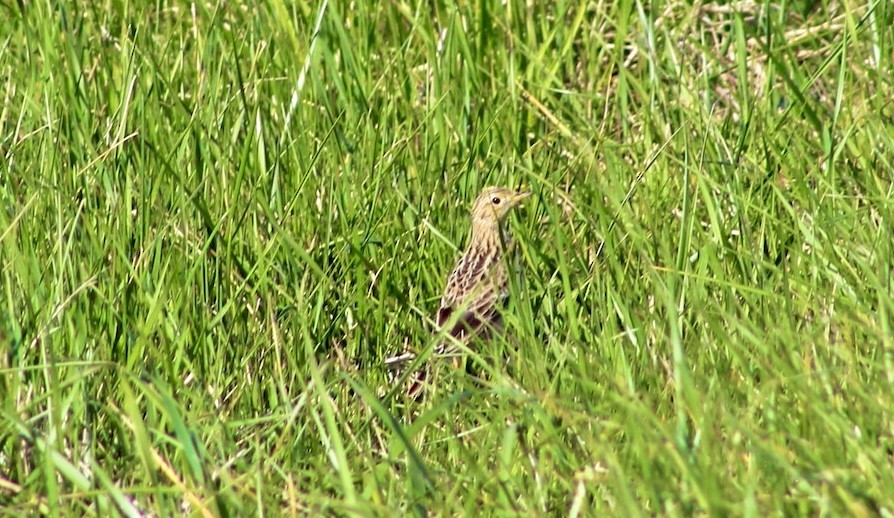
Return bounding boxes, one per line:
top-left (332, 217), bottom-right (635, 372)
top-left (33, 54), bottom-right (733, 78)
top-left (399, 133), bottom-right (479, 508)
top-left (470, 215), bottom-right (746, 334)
top-left (386, 186), bottom-right (531, 397)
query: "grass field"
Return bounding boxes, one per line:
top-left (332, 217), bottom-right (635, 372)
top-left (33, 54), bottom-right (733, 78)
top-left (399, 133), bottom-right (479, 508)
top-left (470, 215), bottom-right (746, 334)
top-left (2, 0), bottom-right (894, 515)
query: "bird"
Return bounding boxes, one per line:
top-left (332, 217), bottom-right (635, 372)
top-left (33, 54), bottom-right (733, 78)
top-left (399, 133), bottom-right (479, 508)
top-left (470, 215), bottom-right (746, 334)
top-left (385, 186), bottom-right (531, 397)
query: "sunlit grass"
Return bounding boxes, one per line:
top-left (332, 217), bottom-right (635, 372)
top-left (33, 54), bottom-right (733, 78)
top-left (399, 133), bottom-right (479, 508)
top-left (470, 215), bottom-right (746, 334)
top-left (1, 0), bottom-right (893, 515)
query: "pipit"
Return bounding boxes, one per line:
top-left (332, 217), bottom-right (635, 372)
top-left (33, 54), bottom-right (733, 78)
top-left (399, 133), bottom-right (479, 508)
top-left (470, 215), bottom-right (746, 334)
top-left (386, 186), bottom-right (531, 397)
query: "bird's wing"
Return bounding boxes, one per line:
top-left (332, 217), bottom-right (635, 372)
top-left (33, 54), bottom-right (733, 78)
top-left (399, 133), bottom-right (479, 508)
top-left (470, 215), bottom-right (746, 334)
top-left (436, 250), bottom-right (507, 346)
top-left (438, 250), bottom-right (494, 322)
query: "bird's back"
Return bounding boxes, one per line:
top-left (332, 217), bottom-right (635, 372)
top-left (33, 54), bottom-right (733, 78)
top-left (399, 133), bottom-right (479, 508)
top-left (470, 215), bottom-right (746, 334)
top-left (435, 233), bottom-right (509, 350)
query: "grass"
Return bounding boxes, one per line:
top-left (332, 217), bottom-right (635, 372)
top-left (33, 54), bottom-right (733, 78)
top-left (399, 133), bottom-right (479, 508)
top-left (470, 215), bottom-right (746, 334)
top-left (1, 0), bottom-right (893, 515)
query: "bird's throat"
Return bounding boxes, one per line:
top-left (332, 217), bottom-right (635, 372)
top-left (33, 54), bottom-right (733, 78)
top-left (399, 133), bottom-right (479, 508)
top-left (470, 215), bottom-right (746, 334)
top-left (470, 220), bottom-right (511, 256)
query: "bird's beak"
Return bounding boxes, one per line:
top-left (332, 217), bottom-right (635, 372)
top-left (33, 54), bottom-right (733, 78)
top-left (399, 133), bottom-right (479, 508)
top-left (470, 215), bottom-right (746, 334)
top-left (514, 191), bottom-right (532, 204)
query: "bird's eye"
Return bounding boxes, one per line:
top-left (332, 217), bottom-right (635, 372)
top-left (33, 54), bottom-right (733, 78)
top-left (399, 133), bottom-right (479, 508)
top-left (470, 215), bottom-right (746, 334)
top-left (491, 197), bottom-right (501, 205)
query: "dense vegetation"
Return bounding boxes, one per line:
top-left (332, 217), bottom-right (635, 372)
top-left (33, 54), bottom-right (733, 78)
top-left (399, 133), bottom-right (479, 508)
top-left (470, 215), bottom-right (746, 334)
top-left (1, 0), bottom-right (892, 515)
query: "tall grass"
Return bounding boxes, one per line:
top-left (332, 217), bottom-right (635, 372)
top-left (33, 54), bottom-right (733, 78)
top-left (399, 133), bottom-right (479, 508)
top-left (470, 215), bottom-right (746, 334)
top-left (1, 0), bottom-right (893, 515)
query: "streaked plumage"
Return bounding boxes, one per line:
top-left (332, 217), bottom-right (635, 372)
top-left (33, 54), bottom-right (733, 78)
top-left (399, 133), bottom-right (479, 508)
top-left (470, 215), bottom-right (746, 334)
top-left (385, 186), bottom-right (530, 397)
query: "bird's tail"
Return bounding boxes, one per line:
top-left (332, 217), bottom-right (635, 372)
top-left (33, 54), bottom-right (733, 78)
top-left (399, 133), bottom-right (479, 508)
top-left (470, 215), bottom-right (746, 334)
top-left (384, 345), bottom-right (454, 399)
top-left (383, 351), bottom-right (417, 367)
top-left (405, 365), bottom-right (429, 399)
top-left (384, 350), bottom-right (426, 398)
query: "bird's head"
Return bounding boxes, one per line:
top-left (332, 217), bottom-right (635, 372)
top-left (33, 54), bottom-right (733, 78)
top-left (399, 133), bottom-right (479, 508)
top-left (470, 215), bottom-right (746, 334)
top-left (469, 186), bottom-right (531, 226)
